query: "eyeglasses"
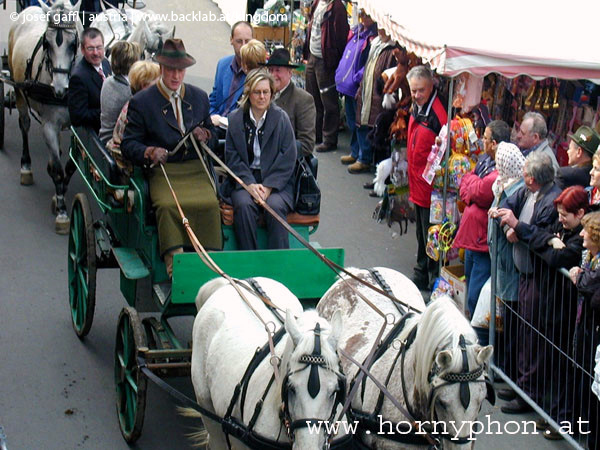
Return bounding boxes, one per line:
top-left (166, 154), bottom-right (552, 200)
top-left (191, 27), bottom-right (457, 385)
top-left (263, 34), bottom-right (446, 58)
top-left (251, 89), bottom-right (270, 97)
top-left (85, 45), bottom-right (104, 52)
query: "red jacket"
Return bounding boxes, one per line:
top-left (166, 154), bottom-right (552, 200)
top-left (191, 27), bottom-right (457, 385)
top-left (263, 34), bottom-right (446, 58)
top-left (407, 91), bottom-right (447, 207)
top-left (303, 0), bottom-right (350, 70)
top-left (452, 170), bottom-right (498, 252)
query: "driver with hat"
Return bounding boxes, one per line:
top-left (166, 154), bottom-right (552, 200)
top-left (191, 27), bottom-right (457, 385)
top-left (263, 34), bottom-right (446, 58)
top-left (557, 125), bottom-right (600, 189)
top-left (122, 38), bottom-right (222, 277)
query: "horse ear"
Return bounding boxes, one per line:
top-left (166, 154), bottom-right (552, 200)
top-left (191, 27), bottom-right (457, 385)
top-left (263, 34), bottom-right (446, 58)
top-left (328, 310), bottom-right (342, 349)
top-left (435, 349), bottom-right (453, 369)
top-left (285, 309), bottom-right (302, 347)
top-left (38, 0), bottom-right (51, 13)
top-left (475, 345), bottom-right (493, 365)
top-left (142, 18), bottom-right (152, 40)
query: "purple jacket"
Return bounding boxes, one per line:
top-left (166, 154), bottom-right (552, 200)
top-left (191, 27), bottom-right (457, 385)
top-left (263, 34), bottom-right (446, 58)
top-left (335, 24), bottom-right (377, 97)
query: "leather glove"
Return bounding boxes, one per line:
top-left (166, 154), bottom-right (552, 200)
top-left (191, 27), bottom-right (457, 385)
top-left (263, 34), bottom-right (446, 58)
top-left (192, 126), bottom-right (211, 143)
top-left (144, 146), bottom-right (168, 165)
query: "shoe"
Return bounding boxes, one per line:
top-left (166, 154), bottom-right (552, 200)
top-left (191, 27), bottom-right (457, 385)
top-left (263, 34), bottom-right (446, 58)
top-left (363, 182), bottom-right (374, 190)
top-left (315, 143), bottom-right (337, 153)
top-left (535, 418), bottom-right (548, 431)
top-left (348, 162), bottom-right (370, 174)
top-left (497, 388), bottom-right (517, 401)
top-left (500, 397), bottom-right (533, 414)
top-left (543, 427), bottom-right (564, 440)
top-left (368, 191), bottom-right (379, 198)
top-left (411, 275), bottom-right (429, 291)
top-left (340, 155), bottom-right (356, 165)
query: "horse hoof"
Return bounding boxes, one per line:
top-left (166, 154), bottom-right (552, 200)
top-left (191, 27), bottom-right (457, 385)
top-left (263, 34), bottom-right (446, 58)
top-left (51, 195), bottom-right (58, 215)
top-left (55, 215), bottom-right (70, 235)
top-left (20, 171), bottom-right (34, 186)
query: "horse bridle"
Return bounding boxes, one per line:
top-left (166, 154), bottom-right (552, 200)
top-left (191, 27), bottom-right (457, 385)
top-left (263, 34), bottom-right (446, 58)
top-left (40, 17), bottom-right (78, 83)
top-left (424, 334), bottom-right (495, 445)
top-left (280, 323), bottom-right (347, 450)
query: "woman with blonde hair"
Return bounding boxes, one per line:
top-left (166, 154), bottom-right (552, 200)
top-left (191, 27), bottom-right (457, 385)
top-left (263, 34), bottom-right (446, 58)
top-left (222, 68), bottom-right (297, 250)
top-left (589, 148), bottom-right (600, 209)
top-left (240, 39), bottom-right (267, 73)
top-left (99, 41), bottom-right (140, 144)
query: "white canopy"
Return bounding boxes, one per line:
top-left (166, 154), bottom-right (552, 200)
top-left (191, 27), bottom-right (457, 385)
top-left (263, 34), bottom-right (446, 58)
top-left (358, 0), bottom-right (600, 82)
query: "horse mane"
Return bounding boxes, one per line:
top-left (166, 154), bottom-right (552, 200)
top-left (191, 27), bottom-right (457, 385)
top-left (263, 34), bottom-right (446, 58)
top-left (411, 297), bottom-right (477, 400)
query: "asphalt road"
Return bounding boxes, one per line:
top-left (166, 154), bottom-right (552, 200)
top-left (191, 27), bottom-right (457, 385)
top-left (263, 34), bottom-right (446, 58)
top-left (0, 0), bottom-right (570, 449)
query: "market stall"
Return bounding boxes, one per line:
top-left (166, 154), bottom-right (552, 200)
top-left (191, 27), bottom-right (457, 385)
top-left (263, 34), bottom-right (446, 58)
top-left (360, 0), bottom-right (600, 314)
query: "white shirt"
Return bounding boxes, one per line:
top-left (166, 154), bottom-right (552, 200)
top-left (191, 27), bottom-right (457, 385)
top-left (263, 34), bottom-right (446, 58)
top-left (249, 108), bottom-right (266, 170)
top-left (309, 0), bottom-right (330, 58)
top-left (159, 78), bottom-right (185, 132)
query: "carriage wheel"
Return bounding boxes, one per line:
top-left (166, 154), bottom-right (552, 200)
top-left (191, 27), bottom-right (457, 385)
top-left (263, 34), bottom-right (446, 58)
top-left (114, 307), bottom-right (148, 444)
top-left (0, 79), bottom-right (4, 151)
top-left (67, 193), bottom-right (97, 338)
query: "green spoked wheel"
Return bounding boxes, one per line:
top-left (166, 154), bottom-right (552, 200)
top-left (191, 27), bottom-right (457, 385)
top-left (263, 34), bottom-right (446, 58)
top-left (68, 193), bottom-right (96, 338)
top-left (114, 306), bottom-right (147, 443)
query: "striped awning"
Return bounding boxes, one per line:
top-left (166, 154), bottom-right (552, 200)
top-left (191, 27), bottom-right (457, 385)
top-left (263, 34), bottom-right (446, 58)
top-left (357, 0), bottom-right (600, 82)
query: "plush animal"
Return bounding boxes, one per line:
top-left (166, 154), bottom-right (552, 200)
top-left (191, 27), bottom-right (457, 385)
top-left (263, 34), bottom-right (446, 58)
top-left (383, 48), bottom-right (421, 142)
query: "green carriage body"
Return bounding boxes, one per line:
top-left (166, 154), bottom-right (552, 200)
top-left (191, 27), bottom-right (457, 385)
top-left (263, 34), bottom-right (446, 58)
top-left (69, 126), bottom-right (343, 316)
top-left (68, 126), bottom-right (344, 442)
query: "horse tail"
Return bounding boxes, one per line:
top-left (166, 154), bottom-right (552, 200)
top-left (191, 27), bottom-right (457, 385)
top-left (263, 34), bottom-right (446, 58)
top-left (178, 407), bottom-right (209, 447)
top-left (195, 277), bottom-right (229, 311)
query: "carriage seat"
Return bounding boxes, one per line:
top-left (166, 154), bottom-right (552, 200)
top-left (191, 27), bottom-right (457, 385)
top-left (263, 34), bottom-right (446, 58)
top-left (219, 202), bottom-right (320, 227)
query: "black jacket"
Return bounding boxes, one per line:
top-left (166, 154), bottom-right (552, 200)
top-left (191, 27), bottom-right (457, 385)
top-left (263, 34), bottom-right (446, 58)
top-left (121, 82), bottom-right (216, 166)
top-left (68, 57), bottom-right (111, 133)
top-left (556, 164), bottom-right (592, 189)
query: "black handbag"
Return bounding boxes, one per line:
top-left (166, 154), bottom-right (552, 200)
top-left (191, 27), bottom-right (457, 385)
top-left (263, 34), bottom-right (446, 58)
top-left (293, 155), bottom-right (321, 215)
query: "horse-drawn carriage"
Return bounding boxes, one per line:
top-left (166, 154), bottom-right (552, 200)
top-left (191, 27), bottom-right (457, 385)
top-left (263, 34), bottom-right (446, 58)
top-left (67, 124), bottom-right (345, 442)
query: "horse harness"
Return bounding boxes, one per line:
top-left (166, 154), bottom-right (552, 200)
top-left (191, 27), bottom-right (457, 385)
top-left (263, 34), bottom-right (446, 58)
top-left (349, 312), bottom-right (495, 447)
top-left (22, 14), bottom-right (78, 106)
top-left (218, 279), bottom-right (351, 450)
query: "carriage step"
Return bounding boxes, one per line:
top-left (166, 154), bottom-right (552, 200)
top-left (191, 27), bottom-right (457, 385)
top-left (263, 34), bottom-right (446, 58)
top-left (112, 247), bottom-right (150, 280)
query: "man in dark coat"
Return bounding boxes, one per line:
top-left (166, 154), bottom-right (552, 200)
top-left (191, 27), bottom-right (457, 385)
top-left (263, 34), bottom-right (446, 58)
top-left (121, 38), bottom-right (220, 276)
top-left (262, 48), bottom-right (316, 158)
top-left (557, 125), bottom-right (598, 189)
top-left (68, 27), bottom-right (111, 134)
top-left (303, 0), bottom-right (349, 152)
top-left (494, 152), bottom-right (562, 414)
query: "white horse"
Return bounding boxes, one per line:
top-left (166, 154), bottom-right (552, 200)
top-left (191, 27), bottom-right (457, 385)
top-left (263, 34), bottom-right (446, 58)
top-left (90, 7), bottom-right (175, 58)
top-left (189, 277), bottom-right (351, 450)
top-left (318, 268), bottom-right (494, 449)
top-left (8, 0), bottom-right (83, 234)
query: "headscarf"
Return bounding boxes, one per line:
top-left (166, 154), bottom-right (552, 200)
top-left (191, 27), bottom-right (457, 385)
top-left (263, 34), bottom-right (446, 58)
top-left (492, 142), bottom-right (525, 198)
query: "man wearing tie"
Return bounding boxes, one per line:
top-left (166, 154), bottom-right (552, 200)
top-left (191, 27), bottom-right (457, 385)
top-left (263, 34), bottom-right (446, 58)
top-left (68, 28), bottom-right (112, 134)
top-left (121, 39), bottom-right (220, 276)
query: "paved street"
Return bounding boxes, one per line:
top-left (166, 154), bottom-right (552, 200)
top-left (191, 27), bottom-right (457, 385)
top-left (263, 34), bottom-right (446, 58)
top-left (0, 0), bottom-right (571, 448)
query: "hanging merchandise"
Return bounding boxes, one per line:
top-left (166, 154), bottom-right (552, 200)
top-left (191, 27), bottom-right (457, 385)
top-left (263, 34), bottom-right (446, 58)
top-left (452, 73), bottom-right (484, 114)
top-left (426, 219), bottom-right (457, 262)
top-left (429, 191), bottom-right (458, 224)
top-left (448, 152), bottom-right (474, 189)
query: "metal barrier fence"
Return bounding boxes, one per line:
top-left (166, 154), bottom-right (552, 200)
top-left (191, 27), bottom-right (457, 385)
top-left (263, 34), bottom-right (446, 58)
top-left (488, 222), bottom-right (599, 449)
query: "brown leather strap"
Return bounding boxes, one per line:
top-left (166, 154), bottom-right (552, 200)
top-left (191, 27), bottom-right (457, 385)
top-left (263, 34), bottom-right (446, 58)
top-left (198, 142), bottom-right (423, 317)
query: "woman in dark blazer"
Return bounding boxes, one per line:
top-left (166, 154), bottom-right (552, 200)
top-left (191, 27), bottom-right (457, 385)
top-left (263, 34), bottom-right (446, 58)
top-left (224, 68), bottom-right (297, 250)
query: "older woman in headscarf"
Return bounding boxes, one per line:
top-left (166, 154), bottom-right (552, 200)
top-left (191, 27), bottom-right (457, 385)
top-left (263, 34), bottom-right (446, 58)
top-left (487, 142), bottom-right (525, 384)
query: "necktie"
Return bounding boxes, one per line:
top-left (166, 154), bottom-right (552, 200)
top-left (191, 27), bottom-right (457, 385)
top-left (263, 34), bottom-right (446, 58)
top-left (98, 67), bottom-right (105, 82)
top-left (172, 92), bottom-right (183, 131)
